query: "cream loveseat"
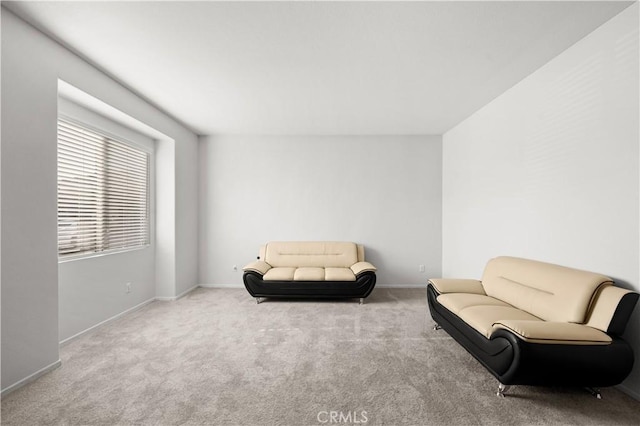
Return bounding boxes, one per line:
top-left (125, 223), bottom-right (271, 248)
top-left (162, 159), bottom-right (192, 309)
top-left (243, 241), bottom-right (377, 303)
top-left (427, 256), bottom-right (638, 398)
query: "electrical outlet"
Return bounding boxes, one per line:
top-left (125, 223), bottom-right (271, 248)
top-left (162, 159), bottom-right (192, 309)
top-left (419, 265), bottom-right (425, 273)
top-left (126, 282), bottom-right (131, 293)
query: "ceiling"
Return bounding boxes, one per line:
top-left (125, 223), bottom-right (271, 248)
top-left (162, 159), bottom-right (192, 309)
top-left (4, 1), bottom-right (634, 136)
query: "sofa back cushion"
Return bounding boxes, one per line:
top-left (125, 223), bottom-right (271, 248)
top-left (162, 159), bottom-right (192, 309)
top-left (265, 242), bottom-right (358, 268)
top-left (481, 256), bottom-right (613, 323)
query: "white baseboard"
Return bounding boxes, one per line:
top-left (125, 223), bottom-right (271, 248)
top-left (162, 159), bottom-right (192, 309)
top-left (61, 285), bottom-right (201, 346)
top-left (617, 383), bottom-right (640, 401)
top-left (377, 284), bottom-right (426, 288)
top-left (59, 297), bottom-right (156, 346)
top-left (199, 283), bottom-right (242, 288)
top-left (1, 359), bottom-right (62, 398)
top-left (155, 284), bottom-right (200, 301)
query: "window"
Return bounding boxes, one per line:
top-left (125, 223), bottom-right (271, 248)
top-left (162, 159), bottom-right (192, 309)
top-left (57, 117), bottom-right (150, 259)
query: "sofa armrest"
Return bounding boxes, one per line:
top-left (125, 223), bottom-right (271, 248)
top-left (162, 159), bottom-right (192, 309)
top-left (428, 279), bottom-right (485, 295)
top-left (243, 260), bottom-right (272, 276)
top-left (351, 261), bottom-right (377, 276)
top-left (492, 320), bottom-right (612, 345)
top-left (586, 286), bottom-right (639, 335)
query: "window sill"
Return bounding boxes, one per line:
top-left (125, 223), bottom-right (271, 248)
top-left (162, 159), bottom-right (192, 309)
top-left (58, 244), bottom-right (151, 264)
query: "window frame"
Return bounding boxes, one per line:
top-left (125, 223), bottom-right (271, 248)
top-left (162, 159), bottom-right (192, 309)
top-left (57, 114), bottom-right (153, 262)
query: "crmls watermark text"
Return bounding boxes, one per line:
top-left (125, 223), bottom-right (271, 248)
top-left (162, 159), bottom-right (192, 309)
top-left (317, 411), bottom-right (368, 424)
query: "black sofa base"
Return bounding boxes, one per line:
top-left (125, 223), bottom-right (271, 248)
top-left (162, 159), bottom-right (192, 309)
top-left (427, 284), bottom-right (634, 387)
top-left (243, 271), bottom-right (376, 300)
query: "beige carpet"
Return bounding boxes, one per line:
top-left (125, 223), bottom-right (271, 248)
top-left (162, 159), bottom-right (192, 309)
top-left (2, 287), bottom-right (639, 425)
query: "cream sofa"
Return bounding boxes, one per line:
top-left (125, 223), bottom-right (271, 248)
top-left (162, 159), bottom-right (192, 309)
top-left (243, 241), bottom-right (377, 303)
top-left (427, 256), bottom-right (638, 398)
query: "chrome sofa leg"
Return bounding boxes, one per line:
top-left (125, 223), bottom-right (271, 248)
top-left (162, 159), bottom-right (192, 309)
top-left (497, 383), bottom-right (511, 398)
top-left (255, 297), bottom-right (263, 304)
top-left (433, 323), bottom-right (442, 331)
top-left (585, 387), bottom-right (602, 399)
top-left (359, 298), bottom-right (364, 305)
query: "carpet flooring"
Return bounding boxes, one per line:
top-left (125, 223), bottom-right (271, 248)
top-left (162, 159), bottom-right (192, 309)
top-left (2, 287), bottom-right (640, 425)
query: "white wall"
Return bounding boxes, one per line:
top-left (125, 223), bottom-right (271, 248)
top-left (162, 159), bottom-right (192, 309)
top-left (1, 8), bottom-right (60, 394)
top-left (175, 134), bottom-right (199, 296)
top-left (155, 139), bottom-right (176, 299)
top-left (442, 4), bottom-right (640, 397)
top-left (1, 9), bottom-right (199, 393)
top-left (57, 99), bottom-right (157, 342)
top-left (199, 135), bottom-right (442, 287)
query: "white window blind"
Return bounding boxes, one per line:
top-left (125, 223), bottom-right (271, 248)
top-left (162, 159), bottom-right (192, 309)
top-left (57, 118), bottom-right (150, 258)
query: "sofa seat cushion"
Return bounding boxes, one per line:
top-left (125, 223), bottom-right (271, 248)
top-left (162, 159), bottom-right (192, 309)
top-left (264, 267), bottom-right (296, 281)
top-left (437, 293), bottom-right (509, 314)
top-left (294, 267), bottom-right (325, 281)
top-left (493, 320), bottom-right (612, 345)
top-left (456, 305), bottom-right (542, 339)
top-left (263, 267), bottom-right (356, 282)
